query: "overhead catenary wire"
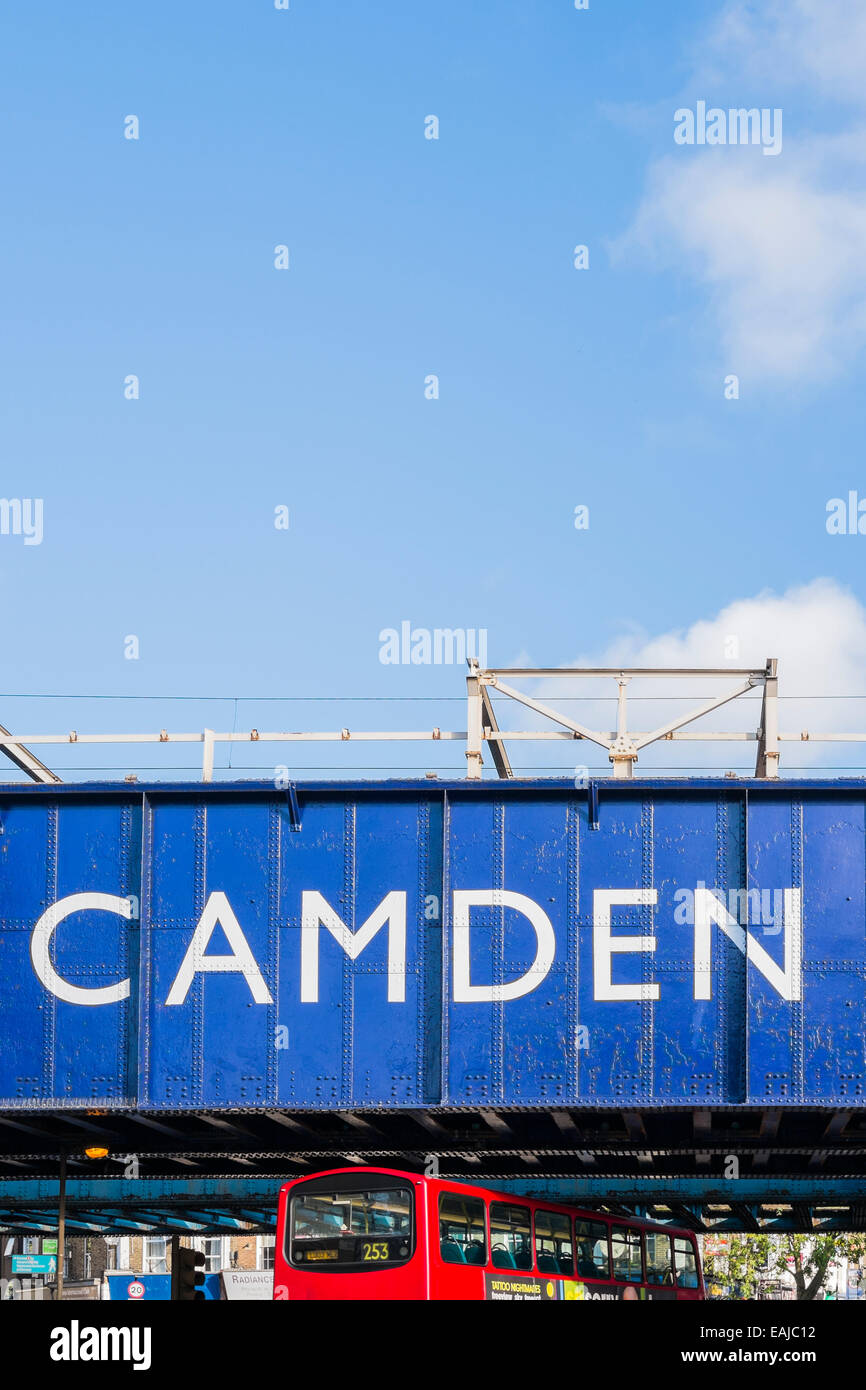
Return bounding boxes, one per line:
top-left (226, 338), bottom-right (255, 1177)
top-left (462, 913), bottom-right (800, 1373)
top-left (4, 692), bottom-right (866, 702)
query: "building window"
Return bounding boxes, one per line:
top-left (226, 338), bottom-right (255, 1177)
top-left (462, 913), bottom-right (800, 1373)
top-left (198, 1237), bottom-right (222, 1273)
top-left (261, 1237), bottom-right (275, 1271)
top-left (144, 1237), bottom-right (168, 1274)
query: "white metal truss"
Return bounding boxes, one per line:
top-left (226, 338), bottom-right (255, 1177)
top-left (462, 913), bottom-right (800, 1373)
top-left (465, 659), bottom-right (781, 780)
top-left (0, 721), bottom-right (61, 784)
top-left (1, 656), bottom-right (865, 782)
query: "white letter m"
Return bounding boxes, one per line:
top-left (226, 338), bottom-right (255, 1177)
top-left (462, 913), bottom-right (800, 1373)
top-left (301, 891), bottom-right (407, 1002)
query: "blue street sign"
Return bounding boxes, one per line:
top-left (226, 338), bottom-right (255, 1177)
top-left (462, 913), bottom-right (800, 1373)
top-left (107, 1274), bottom-right (171, 1301)
top-left (12, 1254), bottom-right (56, 1274)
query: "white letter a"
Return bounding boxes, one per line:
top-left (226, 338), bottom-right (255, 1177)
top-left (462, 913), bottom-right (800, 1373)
top-left (165, 892), bottom-right (273, 1005)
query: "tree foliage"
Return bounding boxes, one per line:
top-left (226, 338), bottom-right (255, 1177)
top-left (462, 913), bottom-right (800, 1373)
top-left (705, 1232), bottom-right (866, 1300)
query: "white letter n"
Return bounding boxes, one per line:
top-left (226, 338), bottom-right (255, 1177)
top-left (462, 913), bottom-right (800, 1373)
top-left (694, 887), bottom-right (801, 1001)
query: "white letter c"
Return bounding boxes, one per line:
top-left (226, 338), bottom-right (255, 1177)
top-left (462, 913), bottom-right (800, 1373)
top-left (30, 892), bottom-right (136, 1006)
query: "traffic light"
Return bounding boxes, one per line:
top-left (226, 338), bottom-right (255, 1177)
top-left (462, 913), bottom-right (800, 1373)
top-left (173, 1246), bottom-right (206, 1301)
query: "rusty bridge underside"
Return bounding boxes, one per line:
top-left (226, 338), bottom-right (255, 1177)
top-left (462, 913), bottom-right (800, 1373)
top-left (1, 1104), bottom-right (865, 1235)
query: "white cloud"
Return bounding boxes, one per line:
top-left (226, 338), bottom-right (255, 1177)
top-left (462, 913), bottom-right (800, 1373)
top-left (699, 1), bottom-right (866, 106)
top-left (618, 2), bottom-right (866, 382)
top-left (619, 151), bottom-right (866, 379)
top-left (496, 579), bottom-right (866, 776)
top-left (594, 577), bottom-right (865, 687)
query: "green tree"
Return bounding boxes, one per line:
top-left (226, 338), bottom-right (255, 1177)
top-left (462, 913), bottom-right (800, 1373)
top-left (706, 1234), bottom-right (771, 1299)
top-left (774, 1234), bottom-right (866, 1301)
top-left (705, 1232), bottom-right (866, 1301)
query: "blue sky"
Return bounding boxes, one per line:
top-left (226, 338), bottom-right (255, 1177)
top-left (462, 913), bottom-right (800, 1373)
top-left (1, 0), bottom-right (865, 779)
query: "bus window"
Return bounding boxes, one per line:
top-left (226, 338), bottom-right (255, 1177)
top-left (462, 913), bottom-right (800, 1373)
top-left (673, 1237), bottom-right (699, 1289)
top-left (644, 1232), bottom-right (673, 1285)
top-left (534, 1210), bottom-right (574, 1276)
top-left (289, 1182), bottom-right (413, 1270)
top-left (489, 1203), bottom-right (533, 1271)
top-left (611, 1229), bottom-right (642, 1283)
top-left (439, 1193), bottom-right (487, 1266)
top-left (574, 1219), bottom-right (610, 1279)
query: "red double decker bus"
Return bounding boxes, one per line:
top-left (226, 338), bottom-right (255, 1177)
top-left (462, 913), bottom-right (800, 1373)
top-left (274, 1167), bottom-right (705, 1301)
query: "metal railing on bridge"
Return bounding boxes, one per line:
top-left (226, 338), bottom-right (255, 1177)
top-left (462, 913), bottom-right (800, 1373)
top-left (3, 658), bottom-right (866, 784)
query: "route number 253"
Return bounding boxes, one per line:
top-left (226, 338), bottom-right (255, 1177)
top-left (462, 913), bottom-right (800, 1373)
top-left (361, 1242), bottom-right (389, 1261)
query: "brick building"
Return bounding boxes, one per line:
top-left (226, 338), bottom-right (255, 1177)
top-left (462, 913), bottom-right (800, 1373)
top-left (1, 1232), bottom-right (274, 1298)
top-left (113, 1233), bottom-right (275, 1275)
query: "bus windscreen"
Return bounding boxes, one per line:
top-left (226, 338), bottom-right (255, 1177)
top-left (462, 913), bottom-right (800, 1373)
top-left (289, 1184), bottom-right (414, 1270)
